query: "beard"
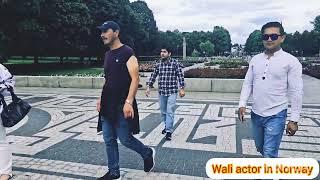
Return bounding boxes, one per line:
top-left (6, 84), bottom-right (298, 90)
top-left (104, 36), bottom-right (116, 46)
top-left (161, 56), bottom-right (170, 61)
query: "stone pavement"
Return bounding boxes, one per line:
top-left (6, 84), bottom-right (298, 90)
top-left (4, 87), bottom-right (320, 179)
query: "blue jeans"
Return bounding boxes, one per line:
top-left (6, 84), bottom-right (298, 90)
top-left (159, 94), bottom-right (177, 133)
top-left (251, 109), bottom-right (287, 158)
top-left (101, 115), bottom-right (151, 176)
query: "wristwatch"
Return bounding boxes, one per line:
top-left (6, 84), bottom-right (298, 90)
top-left (125, 99), bottom-right (132, 106)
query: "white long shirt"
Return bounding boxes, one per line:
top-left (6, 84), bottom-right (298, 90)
top-left (0, 63), bottom-right (15, 113)
top-left (239, 49), bottom-right (303, 122)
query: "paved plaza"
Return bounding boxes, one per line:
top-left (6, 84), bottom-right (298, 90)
top-left (3, 86), bottom-right (319, 179)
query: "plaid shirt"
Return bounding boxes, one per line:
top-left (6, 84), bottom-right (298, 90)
top-left (147, 58), bottom-right (185, 96)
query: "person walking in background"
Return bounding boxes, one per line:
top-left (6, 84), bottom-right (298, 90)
top-left (145, 47), bottom-right (185, 141)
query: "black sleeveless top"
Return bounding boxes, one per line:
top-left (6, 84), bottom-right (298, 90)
top-left (99, 45), bottom-right (140, 134)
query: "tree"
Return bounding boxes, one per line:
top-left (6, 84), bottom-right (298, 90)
top-left (158, 30), bottom-right (183, 56)
top-left (42, 0), bottom-right (92, 60)
top-left (84, 0), bottom-right (147, 56)
top-left (0, 31), bottom-right (9, 62)
top-left (0, 0), bottom-right (93, 63)
top-left (232, 43), bottom-right (242, 51)
top-left (184, 31), bottom-right (213, 56)
top-left (312, 15), bottom-right (320, 32)
top-left (84, 0), bottom-right (118, 59)
top-left (130, 0), bottom-right (158, 55)
top-left (0, 0), bottom-right (47, 63)
top-left (244, 30), bottom-right (264, 54)
top-left (311, 15), bottom-right (320, 56)
top-left (212, 26), bottom-right (231, 55)
top-left (184, 31), bottom-right (201, 56)
top-left (191, 49), bottom-right (200, 57)
top-left (282, 33), bottom-right (295, 55)
top-left (199, 40), bottom-right (215, 56)
top-left (300, 30), bottom-right (319, 56)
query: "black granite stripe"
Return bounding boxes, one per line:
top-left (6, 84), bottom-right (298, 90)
top-left (286, 135), bottom-right (320, 138)
top-left (139, 113), bottom-right (162, 138)
top-left (23, 97), bottom-right (54, 104)
top-left (280, 148), bottom-right (320, 154)
top-left (13, 167), bottom-right (95, 180)
top-left (281, 141), bottom-right (320, 145)
top-left (27, 137), bottom-right (49, 146)
top-left (62, 117), bottom-right (97, 132)
top-left (69, 96), bottom-right (97, 100)
top-left (38, 114), bottom-right (89, 132)
top-left (310, 117), bottom-right (320, 126)
top-left (216, 123), bottom-right (236, 128)
top-left (218, 107), bottom-right (223, 117)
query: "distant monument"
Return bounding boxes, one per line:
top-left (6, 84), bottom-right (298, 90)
top-left (183, 37), bottom-right (186, 60)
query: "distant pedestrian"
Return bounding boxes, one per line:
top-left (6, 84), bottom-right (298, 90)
top-left (145, 47), bottom-right (185, 141)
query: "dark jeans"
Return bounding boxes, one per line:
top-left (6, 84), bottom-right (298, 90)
top-left (101, 115), bottom-right (151, 176)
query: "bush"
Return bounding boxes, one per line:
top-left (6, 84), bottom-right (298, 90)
top-left (181, 62), bottom-right (194, 67)
top-left (301, 61), bottom-right (312, 68)
top-left (139, 63), bottom-right (154, 72)
top-left (185, 67), bottom-right (248, 78)
top-left (303, 65), bottom-right (320, 79)
top-left (3, 63), bottom-right (104, 76)
top-left (219, 63), bottom-right (240, 68)
top-left (205, 61), bottom-right (220, 66)
top-left (191, 49), bottom-right (201, 57)
top-left (205, 59), bottom-right (248, 68)
top-left (139, 61), bottom-right (195, 72)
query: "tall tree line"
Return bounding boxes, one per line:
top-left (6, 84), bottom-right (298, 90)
top-left (245, 15), bottom-right (320, 56)
top-left (0, 0), bottom-right (232, 61)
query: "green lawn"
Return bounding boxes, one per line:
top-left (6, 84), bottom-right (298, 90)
top-left (6, 59), bottom-right (35, 64)
top-left (4, 57), bottom-right (103, 76)
top-left (6, 56), bottom-right (98, 65)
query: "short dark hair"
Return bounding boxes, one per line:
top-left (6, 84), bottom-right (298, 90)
top-left (261, 22), bottom-right (285, 35)
top-left (160, 47), bottom-right (172, 53)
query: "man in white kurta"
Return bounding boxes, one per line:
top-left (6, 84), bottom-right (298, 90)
top-left (238, 22), bottom-right (303, 158)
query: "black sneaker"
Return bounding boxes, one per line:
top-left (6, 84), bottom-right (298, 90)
top-left (97, 171), bottom-right (120, 180)
top-left (162, 129), bottom-right (166, 134)
top-left (165, 132), bottom-right (172, 141)
top-left (144, 147), bottom-right (156, 172)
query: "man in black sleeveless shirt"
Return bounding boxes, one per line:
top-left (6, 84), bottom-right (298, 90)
top-left (96, 21), bottom-right (155, 180)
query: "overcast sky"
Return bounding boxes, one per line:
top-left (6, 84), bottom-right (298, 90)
top-left (130, 0), bottom-right (320, 44)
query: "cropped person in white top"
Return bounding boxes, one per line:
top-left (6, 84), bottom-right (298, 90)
top-left (238, 22), bottom-right (303, 158)
top-left (0, 64), bottom-right (15, 180)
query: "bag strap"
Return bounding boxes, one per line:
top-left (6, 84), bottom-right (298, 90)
top-left (7, 86), bottom-right (19, 102)
top-left (0, 75), bottom-right (17, 104)
top-left (0, 86), bottom-right (18, 105)
top-left (0, 92), bottom-right (7, 108)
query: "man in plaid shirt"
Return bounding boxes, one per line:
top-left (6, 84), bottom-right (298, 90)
top-left (145, 47), bottom-right (185, 140)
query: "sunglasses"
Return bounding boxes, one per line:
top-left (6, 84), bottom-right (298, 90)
top-left (262, 34), bottom-right (282, 41)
